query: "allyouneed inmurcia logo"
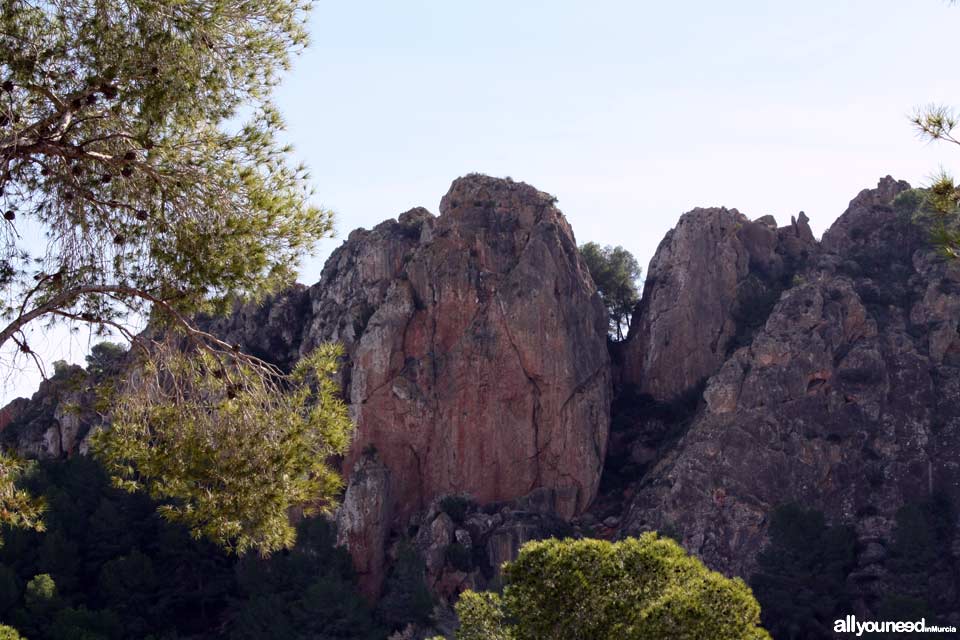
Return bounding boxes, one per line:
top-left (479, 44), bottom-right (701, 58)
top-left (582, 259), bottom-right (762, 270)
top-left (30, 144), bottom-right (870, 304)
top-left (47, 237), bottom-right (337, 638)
top-left (834, 615), bottom-right (958, 636)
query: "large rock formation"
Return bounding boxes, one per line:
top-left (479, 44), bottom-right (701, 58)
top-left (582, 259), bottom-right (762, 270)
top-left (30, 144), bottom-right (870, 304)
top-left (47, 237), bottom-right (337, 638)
top-left (621, 178), bottom-right (960, 614)
top-left (622, 206), bottom-right (815, 401)
top-left (322, 176), bottom-right (611, 595)
top-left (1, 174), bottom-right (613, 602)
top-left (8, 171), bottom-right (960, 627)
top-left (190, 175), bottom-right (611, 597)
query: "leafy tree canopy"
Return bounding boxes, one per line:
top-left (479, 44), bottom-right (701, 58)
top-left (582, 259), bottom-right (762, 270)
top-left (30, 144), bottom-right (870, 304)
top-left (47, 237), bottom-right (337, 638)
top-left (456, 534), bottom-right (770, 640)
top-left (92, 342), bottom-right (352, 556)
top-left (0, 0), bottom-right (331, 350)
top-left (0, 452), bottom-right (45, 544)
top-left (0, 0), bottom-right (355, 556)
top-left (0, 457), bottom-right (384, 640)
top-left (0, 624), bottom-right (23, 640)
top-left (578, 242), bottom-right (642, 340)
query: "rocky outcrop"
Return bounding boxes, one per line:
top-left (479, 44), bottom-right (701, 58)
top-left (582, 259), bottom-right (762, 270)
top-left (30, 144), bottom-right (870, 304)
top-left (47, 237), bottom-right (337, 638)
top-left (12, 169), bottom-right (959, 626)
top-left (337, 453), bottom-right (394, 599)
top-left (406, 488), bottom-right (574, 602)
top-left (196, 175), bottom-right (612, 598)
top-left (622, 177), bottom-right (960, 605)
top-left (324, 176), bottom-right (611, 595)
top-left (0, 398), bottom-right (28, 433)
top-left (0, 365), bottom-right (101, 459)
top-left (621, 206), bottom-right (815, 402)
top-left (337, 176), bottom-right (610, 526)
top-left (195, 285), bottom-right (313, 372)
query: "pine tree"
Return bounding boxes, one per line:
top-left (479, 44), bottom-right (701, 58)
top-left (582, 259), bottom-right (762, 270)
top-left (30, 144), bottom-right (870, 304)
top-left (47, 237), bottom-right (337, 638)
top-left (0, 0), bottom-right (353, 556)
top-left (457, 534), bottom-right (770, 640)
top-left (578, 242), bottom-right (642, 340)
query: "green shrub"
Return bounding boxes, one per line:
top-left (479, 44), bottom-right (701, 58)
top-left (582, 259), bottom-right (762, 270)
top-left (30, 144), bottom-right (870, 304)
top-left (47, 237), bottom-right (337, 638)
top-left (457, 534), bottom-right (770, 640)
top-left (377, 542), bottom-right (434, 631)
top-left (0, 457), bottom-right (382, 639)
top-left (24, 575), bottom-right (56, 611)
top-left (0, 625), bottom-right (24, 640)
top-left (882, 494), bottom-right (958, 624)
top-left (751, 504), bottom-right (857, 640)
top-left (0, 564), bottom-right (19, 616)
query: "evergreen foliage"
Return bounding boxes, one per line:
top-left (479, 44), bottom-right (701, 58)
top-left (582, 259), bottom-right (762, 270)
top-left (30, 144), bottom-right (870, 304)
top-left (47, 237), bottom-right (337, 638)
top-left (578, 242), bottom-right (642, 340)
top-left (880, 494), bottom-right (958, 632)
top-left (456, 534), bottom-right (770, 640)
top-left (377, 541), bottom-right (434, 632)
top-left (0, 457), bottom-right (384, 640)
top-left (0, 625), bottom-right (23, 640)
top-left (0, 0), bottom-right (352, 555)
top-left (912, 109), bottom-right (960, 257)
top-left (0, 0), bottom-right (331, 341)
top-left (92, 342), bottom-right (352, 556)
top-left (0, 453), bottom-right (45, 545)
top-left (751, 504), bottom-right (857, 640)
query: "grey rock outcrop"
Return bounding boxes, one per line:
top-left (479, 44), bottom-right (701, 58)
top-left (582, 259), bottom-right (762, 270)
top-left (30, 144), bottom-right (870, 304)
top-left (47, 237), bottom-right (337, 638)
top-left (1, 365), bottom-right (101, 458)
top-left (621, 206), bottom-right (815, 402)
top-left (336, 453), bottom-right (393, 599)
top-left (622, 177), bottom-right (960, 599)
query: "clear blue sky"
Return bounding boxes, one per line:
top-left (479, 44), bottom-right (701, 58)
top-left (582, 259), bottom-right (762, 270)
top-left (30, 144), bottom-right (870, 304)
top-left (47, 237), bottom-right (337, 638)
top-left (3, 0), bottom-right (957, 402)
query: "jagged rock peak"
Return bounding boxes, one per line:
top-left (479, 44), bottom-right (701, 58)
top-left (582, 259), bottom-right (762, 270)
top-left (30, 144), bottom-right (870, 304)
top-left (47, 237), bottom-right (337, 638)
top-left (304, 174), bottom-right (613, 596)
top-left (439, 173), bottom-right (561, 228)
top-left (621, 177), bottom-right (960, 623)
top-left (820, 175), bottom-right (915, 258)
top-left (621, 204), bottom-right (816, 402)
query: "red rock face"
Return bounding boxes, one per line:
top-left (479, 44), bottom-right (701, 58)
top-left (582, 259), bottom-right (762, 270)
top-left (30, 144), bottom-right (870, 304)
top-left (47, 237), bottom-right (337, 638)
top-left (0, 399), bottom-right (26, 433)
top-left (336, 176), bottom-right (611, 524)
top-left (299, 175), bottom-right (611, 597)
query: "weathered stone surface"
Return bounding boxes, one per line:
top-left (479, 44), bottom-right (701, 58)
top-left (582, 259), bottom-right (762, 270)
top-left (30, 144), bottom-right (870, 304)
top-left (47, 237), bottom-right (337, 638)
top-left (0, 398), bottom-right (28, 434)
top-left (12, 169), bottom-right (959, 624)
top-left (322, 177), bottom-right (611, 597)
top-left (408, 490), bottom-right (572, 602)
top-left (336, 176), bottom-right (611, 526)
top-left (196, 285), bottom-right (312, 372)
top-left (621, 206), bottom-right (815, 402)
top-left (622, 177), bottom-right (959, 596)
top-left (132, 176), bottom-right (612, 600)
top-left (336, 453), bottom-right (393, 599)
top-left (1, 365), bottom-right (100, 459)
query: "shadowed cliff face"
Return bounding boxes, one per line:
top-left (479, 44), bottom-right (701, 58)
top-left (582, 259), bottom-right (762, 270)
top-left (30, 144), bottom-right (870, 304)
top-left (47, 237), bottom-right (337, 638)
top-left (621, 178), bottom-right (960, 602)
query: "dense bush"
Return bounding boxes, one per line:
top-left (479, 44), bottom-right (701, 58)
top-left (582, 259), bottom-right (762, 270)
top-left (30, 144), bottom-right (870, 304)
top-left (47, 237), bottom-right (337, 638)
top-left (457, 534), bottom-right (770, 640)
top-left (0, 457), bottom-right (384, 639)
top-left (882, 494), bottom-right (958, 629)
top-left (376, 541), bottom-right (434, 632)
top-left (439, 495), bottom-right (475, 525)
top-left (0, 625), bottom-right (24, 640)
top-left (751, 504), bottom-right (857, 640)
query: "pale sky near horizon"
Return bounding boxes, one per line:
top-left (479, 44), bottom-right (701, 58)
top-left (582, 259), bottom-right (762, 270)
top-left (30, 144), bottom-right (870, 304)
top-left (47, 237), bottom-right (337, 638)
top-left (2, 0), bottom-right (958, 403)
